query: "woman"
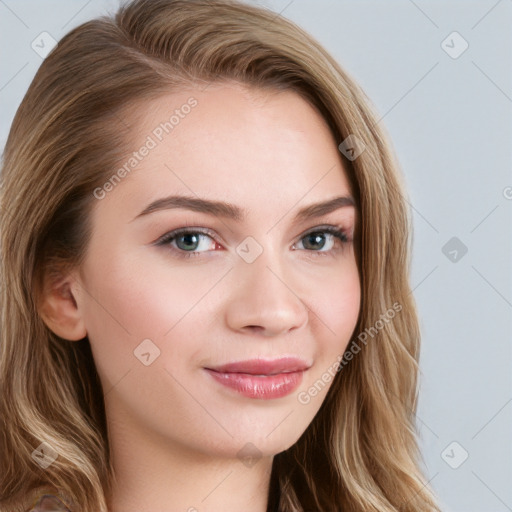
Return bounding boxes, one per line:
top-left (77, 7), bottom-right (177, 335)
top-left (0, 0), bottom-right (441, 511)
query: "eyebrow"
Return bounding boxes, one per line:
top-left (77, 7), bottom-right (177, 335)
top-left (131, 194), bottom-right (355, 223)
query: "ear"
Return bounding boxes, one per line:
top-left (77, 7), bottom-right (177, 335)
top-left (38, 271), bottom-right (87, 341)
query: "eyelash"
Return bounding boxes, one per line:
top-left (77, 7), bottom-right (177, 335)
top-left (154, 225), bottom-right (350, 260)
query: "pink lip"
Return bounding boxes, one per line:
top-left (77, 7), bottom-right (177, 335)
top-left (204, 357), bottom-right (310, 400)
top-left (206, 357), bottom-right (310, 375)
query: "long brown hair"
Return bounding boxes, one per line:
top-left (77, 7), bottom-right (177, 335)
top-left (0, 1), bottom-right (440, 510)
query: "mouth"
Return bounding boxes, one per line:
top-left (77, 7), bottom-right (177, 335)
top-left (203, 357), bottom-right (311, 399)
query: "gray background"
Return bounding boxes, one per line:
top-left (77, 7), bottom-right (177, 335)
top-left (1, 1), bottom-right (511, 511)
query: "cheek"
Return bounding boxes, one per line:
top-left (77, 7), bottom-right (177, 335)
top-left (295, 263), bottom-right (360, 409)
top-left (83, 250), bottom-right (206, 338)
top-left (80, 252), bottom-right (223, 375)
top-left (77, 254), bottom-right (175, 387)
top-left (308, 260), bottom-right (361, 349)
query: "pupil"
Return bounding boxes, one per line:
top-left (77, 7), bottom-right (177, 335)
top-left (305, 233), bottom-right (325, 250)
top-left (178, 233), bottom-right (198, 250)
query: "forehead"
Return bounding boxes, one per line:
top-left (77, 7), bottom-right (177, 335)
top-left (100, 82), bottom-right (354, 221)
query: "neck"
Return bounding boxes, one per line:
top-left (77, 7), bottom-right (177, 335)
top-left (106, 416), bottom-right (274, 512)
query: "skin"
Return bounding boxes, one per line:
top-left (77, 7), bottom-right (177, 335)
top-left (40, 82), bottom-right (361, 512)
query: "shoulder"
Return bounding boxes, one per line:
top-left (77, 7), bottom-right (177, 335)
top-left (26, 494), bottom-right (72, 512)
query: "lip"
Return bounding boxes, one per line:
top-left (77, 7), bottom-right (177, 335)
top-left (206, 356), bottom-right (311, 375)
top-left (204, 357), bottom-right (311, 400)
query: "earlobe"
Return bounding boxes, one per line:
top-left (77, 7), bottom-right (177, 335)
top-left (38, 274), bottom-right (87, 342)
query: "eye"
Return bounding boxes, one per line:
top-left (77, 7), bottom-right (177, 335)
top-left (155, 228), bottom-right (219, 259)
top-left (154, 225), bottom-right (350, 259)
top-left (292, 226), bottom-right (349, 257)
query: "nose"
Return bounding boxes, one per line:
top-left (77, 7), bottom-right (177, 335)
top-left (224, 246), bottom-right (308, 337)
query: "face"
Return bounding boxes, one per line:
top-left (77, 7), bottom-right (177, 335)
top-left (71, 82), bottom-right (361, 460)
